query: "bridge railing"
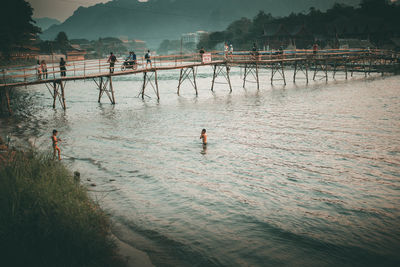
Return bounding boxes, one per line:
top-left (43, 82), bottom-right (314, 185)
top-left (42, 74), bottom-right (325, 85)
top-left (0, 49), bottom-right (397, 87)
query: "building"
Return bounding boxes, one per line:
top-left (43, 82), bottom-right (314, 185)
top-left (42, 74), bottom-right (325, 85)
top-left (337, 39), bottom-right (375, 49)
top-left (181, 31), bottom-right (208, 45)
top-left (262, 24), bottom-right (291, 50)
top-left (289, 24), bottom-right (314, 49)
top-left (66, 50), bottom-right (87, 61)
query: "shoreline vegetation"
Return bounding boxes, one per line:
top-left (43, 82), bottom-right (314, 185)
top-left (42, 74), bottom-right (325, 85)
top-left (0, 137), bottom-right (127, 267)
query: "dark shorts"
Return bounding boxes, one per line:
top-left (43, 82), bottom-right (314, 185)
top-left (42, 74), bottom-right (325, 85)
top-left (147, 59), bottom-right (151, 63)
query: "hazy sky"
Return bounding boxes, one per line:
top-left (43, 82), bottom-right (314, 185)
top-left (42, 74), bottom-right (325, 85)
top-left (28, 0), bottom-right (145, 21)
top-left (27, 0), bottom-right (398, 22)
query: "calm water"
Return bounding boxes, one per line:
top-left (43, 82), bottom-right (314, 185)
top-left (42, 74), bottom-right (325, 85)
top-left (1, 68), bottom-right (400, 266)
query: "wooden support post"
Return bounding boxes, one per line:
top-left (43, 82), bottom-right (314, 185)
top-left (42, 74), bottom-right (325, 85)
top-left (333, 59), bottom-right (337, 79)
top-left (24, 69), bottom-right (27, 89)
top-left (281, 61), bottom-right (286, 85)
top-left (324, 59), bottom-right (328, 82)
top-left (243, 64), bottom-right (247, 88)
top-left (305, 61), bottom-right (309, 84)
top-left (52, 53), bottom-right (55, 80)
top-left (142, 72), bottom-right (147, 99)
top-left (293, 61), bottom-right (297, 82)
top-left (351, 60), bottom-right (354, 77)
top-left (154, 71), bottom-right (160, 100)
top-left (271, 63), bottom-right (274, 84)
top-left (192, 67), bottom-right (198, 95)
top-left (255, 63), bottom-right (259, 90)
top-left (53, 81), bottom-right (57, 108)
top-left (98, 77), bottom-right (103, 103)
top-left (345, 58), bottom-right (348, 80)
top-left (60, 81), bottom-right (66, 110)
top-left (313, 60), bottom-right (317, 81)
top-left (226, 64), bottom-right (232, 92)
top-left (211, 65), bottom-right (216, 91)
top-left (109, 76), bottom-right (116, 104)
top-left (5, 87), bottom-right (12, 115)
top-left (177, 68), bottom-right (183, 95)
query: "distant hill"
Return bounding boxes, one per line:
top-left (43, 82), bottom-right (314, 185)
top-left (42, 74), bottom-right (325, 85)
top-left (41, 0), bottom-right (360, 47)
top-left (34, 17), bottom-right (61, 32)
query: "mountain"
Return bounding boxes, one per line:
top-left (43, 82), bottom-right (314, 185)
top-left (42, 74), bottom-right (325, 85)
top-left (41, 0), bottom-right (361, 48)
top-left (34, 17), bottom-right (61, 32)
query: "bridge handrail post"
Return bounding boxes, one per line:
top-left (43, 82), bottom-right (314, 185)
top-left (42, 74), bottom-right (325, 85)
top-left (73, 61), bottom-right (76, 77)
top-left (99, 59), bottom-right (101, 73)
top-left (52, 53), bottom-right (55, 79)
top-left (84, 59), bottom-right (86, 78)
top-left (2, 69), bottom-right (6, 86)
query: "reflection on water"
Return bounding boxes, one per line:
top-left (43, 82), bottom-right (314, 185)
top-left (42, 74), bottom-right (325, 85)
top-left (1, 68), bottom-right (400, 266)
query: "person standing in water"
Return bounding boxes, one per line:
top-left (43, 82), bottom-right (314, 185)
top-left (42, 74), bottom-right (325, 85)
top-left (200, 129), bottom-right (207, 145)
top-left (52, 129), bottom-right (62, 161)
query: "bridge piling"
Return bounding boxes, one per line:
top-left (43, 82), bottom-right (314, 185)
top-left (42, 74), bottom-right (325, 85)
top-left (52, 81), bottom-right (57, 108)
top-left (109, 76), bottom-right (116, 104)
top-left (271, 61), bottom-right (286, 85)
top-left (177, 67), bottom-right (197, 96)
top-left (243, 63), bottom-right (260, 89)
top-left (60, 81), bottom-right (66, 110)
top-left (141, 71), bottom-right (159, 100)
top-left (5, 87), bottom-right (11, 115)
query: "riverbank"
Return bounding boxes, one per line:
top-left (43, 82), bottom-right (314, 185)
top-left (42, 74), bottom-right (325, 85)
top-left (0, 138), bottom-right (130, 267)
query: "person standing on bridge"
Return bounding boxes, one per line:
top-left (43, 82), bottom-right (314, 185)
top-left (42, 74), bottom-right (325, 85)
top-left (229, 44), bottom-right (234, 61)
top-left (199, 47), bottom-right (205, 63)
top-left (132, 51), bottom-right (137, 69)
top-left (41, 60), bottom-right (48, 79)
top-left (36, 60), bottom-right (42, 80)
top-left (107, 52), bottom-right (117, 73)
top-left (224, 42), bottom-right (229, 60)
top-left (313, 43), bottom-right (318, 56)
top-left (145, 50), bottom-right (152, 68)
top-left (59, 58), bottom-right (67, 77)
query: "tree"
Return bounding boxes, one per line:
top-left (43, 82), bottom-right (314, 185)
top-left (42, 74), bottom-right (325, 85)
top-left (0, 0), bottom-right (41, 58)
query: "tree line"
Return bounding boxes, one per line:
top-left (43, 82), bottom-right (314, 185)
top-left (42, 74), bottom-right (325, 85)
top-left (198, 0), bottom-right (400, 50)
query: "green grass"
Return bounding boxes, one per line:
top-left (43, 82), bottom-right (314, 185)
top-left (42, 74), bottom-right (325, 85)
top-left (0, 151), bottom-right (126, 267)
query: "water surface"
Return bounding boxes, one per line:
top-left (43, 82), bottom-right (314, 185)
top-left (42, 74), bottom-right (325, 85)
top-left (1, 68), bottom-right (400, 266)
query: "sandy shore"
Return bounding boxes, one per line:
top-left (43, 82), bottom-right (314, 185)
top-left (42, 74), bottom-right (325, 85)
top-left (111, 220), bottom-right (154, 267)
top-left (113, 234), bottom-right (154, 267)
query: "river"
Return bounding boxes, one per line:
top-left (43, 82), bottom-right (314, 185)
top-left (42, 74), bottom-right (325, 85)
top-left (1, 67), bottom-right (400, 266)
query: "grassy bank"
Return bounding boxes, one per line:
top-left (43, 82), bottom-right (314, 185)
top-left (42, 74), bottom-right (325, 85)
top-left (0, 149), bottom-right (126, 267)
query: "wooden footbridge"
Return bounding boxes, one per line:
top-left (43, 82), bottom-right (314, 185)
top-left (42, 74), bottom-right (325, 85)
top-left (1, 49), bottom-right (399, 114)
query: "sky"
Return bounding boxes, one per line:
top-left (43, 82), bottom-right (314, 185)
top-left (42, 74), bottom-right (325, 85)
top-left (27, 0), bottom-right (399, 22)
top-left (28, 0), bottom-right (145, 21)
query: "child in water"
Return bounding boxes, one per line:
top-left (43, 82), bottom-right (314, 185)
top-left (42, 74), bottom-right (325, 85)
top-left (200, 129), bottom-right (207, 145)
top-left (52, 129), bottom-right (62, 160)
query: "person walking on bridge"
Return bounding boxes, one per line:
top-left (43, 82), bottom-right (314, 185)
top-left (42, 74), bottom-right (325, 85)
top-left (107, 52), bottom-right (117, 73)
top-left (145, 50), bottom-right (152, 68)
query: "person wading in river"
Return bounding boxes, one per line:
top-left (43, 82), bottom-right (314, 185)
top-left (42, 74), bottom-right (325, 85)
top-left (52, 129), bottom-right (62, 161)
top-left (200, 129), bottom-right (207, 146)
